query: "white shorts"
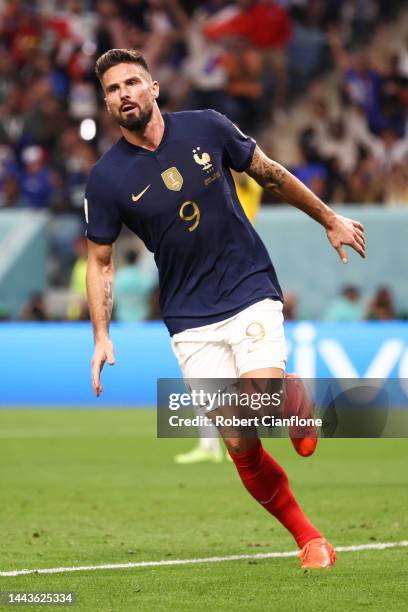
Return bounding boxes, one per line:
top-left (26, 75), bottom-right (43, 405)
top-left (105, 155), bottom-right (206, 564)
top-left (171, 299), bottom-right (287, 379)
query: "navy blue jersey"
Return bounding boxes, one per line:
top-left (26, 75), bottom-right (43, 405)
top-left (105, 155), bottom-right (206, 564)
top-left (85, 110), bottom-right (282, 335)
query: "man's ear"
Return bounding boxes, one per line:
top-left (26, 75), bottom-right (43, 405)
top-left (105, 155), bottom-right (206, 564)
top-left (104, 97), bottom-right (112, 114)
top-left (152, 80), bottom-right (160, 99)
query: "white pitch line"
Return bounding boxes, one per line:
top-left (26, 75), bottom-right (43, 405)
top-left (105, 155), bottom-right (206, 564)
top-left (1, 540), bottom-right (408, 577)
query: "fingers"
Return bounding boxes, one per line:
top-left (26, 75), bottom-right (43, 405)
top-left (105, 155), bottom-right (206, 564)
top-left (336, 236), bottom-right (365, 262)
top-left (331, 216), bottom-right (366, 262)
top-left (91, 358), bottom-right (104, 397)
top-left (90, 341), bottom-right (116, 397)
top-left (352, 220), bottom-right (365, 232)
top-left (354, 226), bottom-right (365, 244)
top-left (340, 236), bottom-right (365, 259)
top-left (353, 232), bottom-right (366, 256)
top-left (351, 241), bottom-right (366, 258)
top-left (336, 246), bottom-right (348, 264)
top-left (353, 226), bottom-right (366, 250)
top-left (349, 230), bottom-right (366, 258)
top-left (106, 345), bottom-right (115, 366)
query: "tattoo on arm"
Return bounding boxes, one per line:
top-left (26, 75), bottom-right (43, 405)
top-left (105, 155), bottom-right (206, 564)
top-left (246, 145), bottom-right (335, 227)
top-left (103, 279), bottom-right (113, 326)
top-left (246, 145), bottom-right (287, 192)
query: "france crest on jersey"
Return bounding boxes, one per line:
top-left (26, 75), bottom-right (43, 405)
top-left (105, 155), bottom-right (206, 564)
top-left (85, 110), bottom-right (282, 335)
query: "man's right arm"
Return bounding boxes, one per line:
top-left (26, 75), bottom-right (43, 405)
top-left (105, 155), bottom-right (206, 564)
top-left (86, 239), bottom-right (115, 397)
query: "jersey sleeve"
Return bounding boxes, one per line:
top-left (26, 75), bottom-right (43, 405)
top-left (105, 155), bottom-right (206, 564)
top-left (208, 110), bottom-right (256, 172)
top-left (84, 165), bottom-right (122, 244)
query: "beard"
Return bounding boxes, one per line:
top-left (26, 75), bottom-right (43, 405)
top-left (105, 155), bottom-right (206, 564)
top-left (116, 103), bottom-right (153, 132)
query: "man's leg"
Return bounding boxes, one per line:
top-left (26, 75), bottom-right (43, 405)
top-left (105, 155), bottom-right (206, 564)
top-left (172, 308), bottom-right (335, 567)
top-left (222, 363), bottom-right (335, 567)
top-left (174, 410), bottom-right (223, 464)
top-left (224, 367), bottom-right (320, 547)
top-left (171, 329), bottom-right (235, 464)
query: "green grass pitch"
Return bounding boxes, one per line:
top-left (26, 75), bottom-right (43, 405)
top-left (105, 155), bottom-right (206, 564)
top-left (0, 409), bottom-right (407, 611)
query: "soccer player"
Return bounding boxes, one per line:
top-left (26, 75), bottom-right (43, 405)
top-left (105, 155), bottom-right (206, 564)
top-left (85, 49), bottom-right (366, 569)
top-left (174, 170), bottom-right (263, 465)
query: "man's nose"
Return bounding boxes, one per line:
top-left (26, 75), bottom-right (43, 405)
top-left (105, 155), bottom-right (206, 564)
top-left (120, 86), bottom-right (130, 99)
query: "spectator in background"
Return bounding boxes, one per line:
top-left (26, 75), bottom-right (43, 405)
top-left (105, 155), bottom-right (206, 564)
top-left (340, 0), bottom-right (379, 47)
top-left (0, 144), bottom-right (18, 197)
top-left (20, 146), bottom-right (53, 209)
top-left (51, 125), bottom-right (98, 211)
top-left (20, 292), bottom-right (49, 321)
top-left (64, 141), bottom-right (97, 212)
top-left (287, 0), bottom-right (327, 96)
top-left (67, 235), bottom-right (89, 320)
top-left (329, 31), bottom-right (381, 133)
top-left (315, 118), bottom-right (361, 177)
top-left (142, 0), bottom-right (180, 73)
top-left (0, 175), bottom-right (24, 208)
top-left (293, 104), bottom-right (350, 203)
top-left (68, 75), bottom-right (98, 122)
top-left (0, 83), bottom-right (25, 148)
top-left (0, 47), bottom-right (15, 104)
top-left (325, 285), bottom-right (364, 321)
top-left (375, 53), bottom-right (407, 138)
top-left (348, 153), bottom-right (384, 204)
top-left (204, 0), bottom-right (292, 113)
top-left (345, 53), bottom-right (381, 128)
top-left (370, 128), bottom-right (408, 172)
top-left (48, 169), bottom-right (70, 212)
top-left (95, 0), bottom-right (132, 53)
top-left (24, 95), bottom-right (67, 153)
top-left (291, 150), bottom-right (328, 201)
top-left (2, 2), bottom-right (43, 68)
top-left (383, 163), bottom-right (408, 206)
top-left (171, 0), bottom-right (229, 115)
top-left (115, 250), bottom-right (154, 322)
top-left (366, 286), bottom-right (395, 320)
top-left (221, 36), bottom-right (263, 132)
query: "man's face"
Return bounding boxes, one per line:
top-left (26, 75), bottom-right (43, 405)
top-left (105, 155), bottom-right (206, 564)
top-left (102, 62), bottom-right (159, 132)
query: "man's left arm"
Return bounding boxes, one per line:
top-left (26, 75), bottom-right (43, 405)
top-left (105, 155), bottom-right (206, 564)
top-left (246, 145), bottom-right (366, 263)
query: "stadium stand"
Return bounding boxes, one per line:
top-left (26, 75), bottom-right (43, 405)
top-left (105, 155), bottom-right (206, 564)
top-left (0, 0), bottom-right (407, 319)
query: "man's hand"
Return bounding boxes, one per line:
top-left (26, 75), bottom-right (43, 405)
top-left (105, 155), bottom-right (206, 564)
top-left (326, 214), bottom-right (366, 263)
top-left (246, 147), bottom-right (367, 264)
top-left (91, 336), bottom-right (115, 397)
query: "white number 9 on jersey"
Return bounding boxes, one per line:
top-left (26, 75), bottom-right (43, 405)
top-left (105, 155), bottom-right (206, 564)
top-left (179, 200), bottom-right (200, 232)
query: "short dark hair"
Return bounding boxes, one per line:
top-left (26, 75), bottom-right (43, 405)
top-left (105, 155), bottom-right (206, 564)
top-left (95, 49), bottom-right (150, 82)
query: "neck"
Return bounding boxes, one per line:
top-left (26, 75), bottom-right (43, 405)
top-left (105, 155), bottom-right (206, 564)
top-left (121, 103), bottom-right (164, 151)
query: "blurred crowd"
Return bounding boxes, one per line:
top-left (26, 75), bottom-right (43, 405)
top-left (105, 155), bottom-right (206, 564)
top-left (0, 0), bottom-right (407, 320)
top-left (283, 285), bottom-right (408, 322)
top-left (288, 29), bottom-right (408, 207)
top-left (21, 271), bottom-right (407, 322)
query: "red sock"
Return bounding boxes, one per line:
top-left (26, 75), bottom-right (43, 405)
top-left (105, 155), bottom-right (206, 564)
top-left (229, 440), bottom-right (321, 548)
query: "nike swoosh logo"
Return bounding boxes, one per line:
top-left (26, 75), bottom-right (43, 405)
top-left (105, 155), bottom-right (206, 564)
top-left (132, 184), bottom-right (151, 202)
